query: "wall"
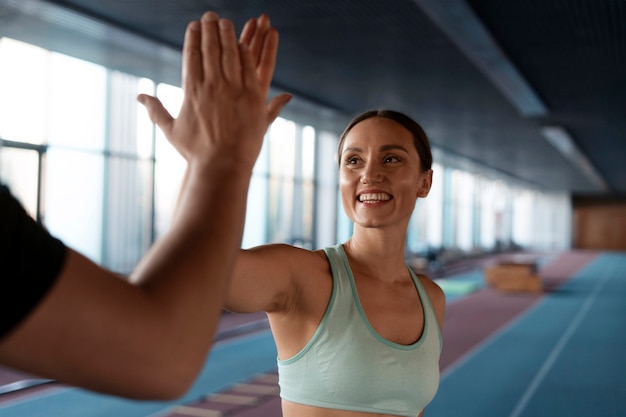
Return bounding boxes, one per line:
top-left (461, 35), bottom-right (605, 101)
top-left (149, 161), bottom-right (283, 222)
top-left (574, 197), bottom-right (626, 250)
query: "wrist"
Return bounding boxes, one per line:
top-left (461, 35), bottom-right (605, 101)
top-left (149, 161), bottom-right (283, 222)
top-left (187, 153), bottom-right (255, 182)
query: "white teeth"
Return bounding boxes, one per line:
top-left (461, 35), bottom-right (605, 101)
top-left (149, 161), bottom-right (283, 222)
top-left (358, 193), bottom-right (390, 202)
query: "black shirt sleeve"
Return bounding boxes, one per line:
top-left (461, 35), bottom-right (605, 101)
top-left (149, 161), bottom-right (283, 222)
top-left (0, 185), bottom-right (68, 340)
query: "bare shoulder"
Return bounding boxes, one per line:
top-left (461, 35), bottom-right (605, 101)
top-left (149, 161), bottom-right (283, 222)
top-left (417, 274), bottom-right (445, 302)
top-left (240, 243), bottom-right (331, 291)
top-left (229, 244), bottom-right (330, 314)
top-left (417, 273), bottom-right (446, 326)
top-left (260, 245), bottom-right (331, 315)
top-left (293, 247), bottom-right (332, 282)
top-left (243, 243), bottom-right (327, 269)
top-left (288, 248), bottom-right (332, 302)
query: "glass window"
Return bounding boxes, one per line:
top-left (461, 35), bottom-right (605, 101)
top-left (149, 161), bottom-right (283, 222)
top-left (479, 177), bottom-right (497, 250)
top-left (47, 52), bottom-right (107, 151)
top-left (243, 133), bottom-right (271, 248)
top-left (0, 38), bottom-right (47, 144)
top-left (136, 78), bottom-right (157, 159)
top-left (442, 167), bottom-right (455, 248)
top-left (298, 125), bottom-right (316, 247)
top-left (268, 176), bottom-right (294, 243)
top-left (454, 170), bottom-right (474, 251)
top-left (45, 148), bottom-right (104, 263)
top-left (100, 72), bottom-right (156, 272)
top-left (425, 162), bottom-right (444, 249)
top-left (242, 174), bottom-right (269, 248)
top-left (512, 189), bottom-right (534, 248)
top-left (336, 185), bottom-right (353, 244)
top-left (267, 118), bottom-right (296, 243)
top-left (153, 82), bottom-right (185, 238)
top-left (108, 71), bottom-right (155, 155)
top-left (493, 180), bottom-right (512, 248)
top-left (302, 125), bottom-right (316, 180)
top-left (0, 37), bottom-right (156, 272)
top-left (317, 130), bottom-right (339, 248)
top-left (0, 146), bottom-right (40, 219)
top-left (269, 118), bottom-right (296, 178)
top-left (549, 192), bottom-right (572, 250)
top-left (102, 156), bottom-right (154, 273)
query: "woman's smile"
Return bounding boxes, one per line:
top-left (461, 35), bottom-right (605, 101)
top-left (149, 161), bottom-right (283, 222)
top-left (357, 191), bottom-right (392, 203)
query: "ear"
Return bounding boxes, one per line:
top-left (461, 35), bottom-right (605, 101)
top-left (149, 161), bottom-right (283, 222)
top-left (416, 169), bottom-right (433, 198)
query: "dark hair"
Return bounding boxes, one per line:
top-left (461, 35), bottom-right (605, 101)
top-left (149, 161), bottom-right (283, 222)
top-left (337, 110), bottom-right (432, 172)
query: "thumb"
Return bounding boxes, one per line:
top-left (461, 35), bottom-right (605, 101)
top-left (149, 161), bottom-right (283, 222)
top-left (137, 94), bottom-right (174, 135)
top-left (265, 93), bottom-right (292, 125)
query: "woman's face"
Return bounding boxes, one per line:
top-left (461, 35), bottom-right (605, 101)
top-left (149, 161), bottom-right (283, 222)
top-left (339, 116), bottom-right (432, 229)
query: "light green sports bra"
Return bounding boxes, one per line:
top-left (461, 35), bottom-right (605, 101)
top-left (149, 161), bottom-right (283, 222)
top-left (277, 244), bottom-right (442, 417)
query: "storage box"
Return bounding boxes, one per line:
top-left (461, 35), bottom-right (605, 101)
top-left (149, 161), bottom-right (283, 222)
top-left (484, 262), bottom-right (543, 293)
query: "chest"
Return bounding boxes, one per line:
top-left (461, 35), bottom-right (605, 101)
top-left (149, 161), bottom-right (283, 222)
top-left (352, 275), bottom-right (425, 346)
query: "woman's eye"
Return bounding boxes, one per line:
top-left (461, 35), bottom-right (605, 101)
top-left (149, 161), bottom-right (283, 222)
top-left (384, 155), bottom-right (400, 163)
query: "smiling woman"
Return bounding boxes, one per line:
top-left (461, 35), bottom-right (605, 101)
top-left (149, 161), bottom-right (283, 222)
top-left (224, 109), bottom-right (445, 417)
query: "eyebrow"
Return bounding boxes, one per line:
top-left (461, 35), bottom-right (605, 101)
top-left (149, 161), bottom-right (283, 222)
top-left (379, 144), bottom-right (410, 153)
top-left (342, 146), bottom-right (362, 155)
top-left (342, 144), bottom-right (410, 154)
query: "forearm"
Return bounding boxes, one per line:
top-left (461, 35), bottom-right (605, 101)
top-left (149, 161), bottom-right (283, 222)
top-left (131, 161), bottom-right (254, 360)
top-left (134, 160), bottom-right (253, 296)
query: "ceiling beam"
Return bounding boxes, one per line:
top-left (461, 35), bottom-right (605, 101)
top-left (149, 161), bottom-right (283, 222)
top-left (541, 126), bottom-right (609, 192)
top-left (412, 0), bottom-right (547, 118)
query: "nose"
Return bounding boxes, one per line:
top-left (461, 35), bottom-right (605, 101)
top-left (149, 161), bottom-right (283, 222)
top-left (360, 164), bottom-right (383, 184)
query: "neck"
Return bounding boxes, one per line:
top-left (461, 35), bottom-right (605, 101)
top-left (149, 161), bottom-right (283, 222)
top-left (343, 226), bottom-right (408, 280)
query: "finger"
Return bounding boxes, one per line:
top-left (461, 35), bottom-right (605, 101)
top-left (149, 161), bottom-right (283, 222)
top-left (218, 18), bottom-right (241, 85)
top-left (201, 11), bottom-right (221, 82)
top-left (265, 93), bottom-right (292, 124)
top-left (182, 20), bottom-right (202, 91)
top-left (257, 27), bottom-right (279, 93)
top-left (137, 94), bottom-right (175, 136)
top-left (238, 17), bottom-right (257, 46)
top-left (249, 14), bottom-right (270, 67)
top-left (239, 42), bottom-right (257, 90)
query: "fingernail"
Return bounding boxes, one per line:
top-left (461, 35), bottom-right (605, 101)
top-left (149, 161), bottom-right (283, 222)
top-left (219, 18), bottom-right (231, 30)
top-left (202, 11), bottom-right (218, 22)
